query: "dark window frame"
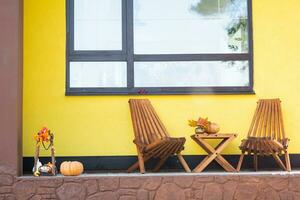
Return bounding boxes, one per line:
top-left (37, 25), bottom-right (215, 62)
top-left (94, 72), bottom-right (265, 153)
top-left (66, 0), bottom-right (254, 95)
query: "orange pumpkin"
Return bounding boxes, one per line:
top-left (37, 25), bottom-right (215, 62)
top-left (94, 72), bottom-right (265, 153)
top-left (60, 161), bottom-right (84, 176)
top-left (206, 122), bottom-right (220, 134)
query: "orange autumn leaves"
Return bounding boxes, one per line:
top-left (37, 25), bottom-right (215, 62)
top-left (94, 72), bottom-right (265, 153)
top-left (34, 127), bottom-right (51, 143)
top-left (188, 117), bottom-right (210, 129)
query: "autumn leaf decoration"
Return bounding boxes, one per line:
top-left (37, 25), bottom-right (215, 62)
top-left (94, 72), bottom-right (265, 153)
top-left (188, 120), bottom-right (198, 127)
top-left (188, 117), bottom-right (210, 128)
top-left (188, 117), bottom-right (220, 134)
top-left (34, 127), bottom-right (50, 144)
top-left (196, 117), bottom-right (210, 130)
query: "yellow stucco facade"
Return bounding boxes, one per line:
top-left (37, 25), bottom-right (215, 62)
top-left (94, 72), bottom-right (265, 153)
top-left (23, 0), bottom-right (300, 156)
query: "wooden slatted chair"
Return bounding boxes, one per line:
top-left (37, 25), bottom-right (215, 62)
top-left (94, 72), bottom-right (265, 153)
top-left (237, 99), bottom-right (291, 171)
top-left (127, 99), bottom-right (191, 173)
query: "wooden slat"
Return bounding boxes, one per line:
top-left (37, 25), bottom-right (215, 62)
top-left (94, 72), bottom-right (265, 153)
top-left (247, 100), bottom-right (262, 137)
top-left (143, 100), bottom-right (166, 139)
top-left (129, 100), bottom-right (143, 144)
top-left (131, 100), bottom-right (149, 145)
top-left (257, 100), bottom-right (267, 138)
top-left (138, 100), bottom-right (159, 143)
top-left (140, 99), bottom-right (159, 143)
top-left (144, 139), bottom-right (165, 152)
top-left (263, 100), bottom-right (271, 138)
top-left (274, 99), bottom-right (281, 141)
top-left (147, 141), bottom-right (169, 158)
top-left (145, 100), bottom-right (169, 137)
top-left (195, 133), bottom-right (236, 139)
top-left (175, 138), bottom-right (186, 154)
top-left (262, 139), bottom-right (272, 155)
top-left (165, 141), bottom-right (180, 158)
top-left (156, 140), bottom-right (175, 158)
top-left (278, 99), bottom-right (286, 139)
top-left (271, 140), bottom-right (284, 151)
top-left (153, 140), bottom-right (183, 172)
top-left (251, 100), bottom-right (264, 137)
top-left (132, 100), bottom-right (146, 144)
top-left (143, 100), bottom-right (161, 139)
top-left (271, 100), bottom-right (276, 140)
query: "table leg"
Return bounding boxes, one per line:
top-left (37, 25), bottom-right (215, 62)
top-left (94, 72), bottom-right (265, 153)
top-left (193, 152), bottom-right (218, 173)
top-left (192, 135), bottom-right (236, 172)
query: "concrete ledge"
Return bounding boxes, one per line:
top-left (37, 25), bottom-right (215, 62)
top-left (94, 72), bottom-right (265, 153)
top-left (18, 170), bottom-right (300, 178)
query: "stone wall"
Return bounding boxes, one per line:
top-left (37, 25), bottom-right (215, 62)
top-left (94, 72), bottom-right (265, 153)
top-left (1, 162), bottom-right (300, 200)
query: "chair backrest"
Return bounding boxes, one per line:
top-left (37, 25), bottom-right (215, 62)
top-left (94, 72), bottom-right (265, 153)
top-left (247, 99), bottom-right (286, 140)
top-left (129, 99), bottom-right (170, 145)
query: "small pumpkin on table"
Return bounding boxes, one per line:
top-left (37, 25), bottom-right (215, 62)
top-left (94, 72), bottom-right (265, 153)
top-left (189, 117), bottom-right (220, 134)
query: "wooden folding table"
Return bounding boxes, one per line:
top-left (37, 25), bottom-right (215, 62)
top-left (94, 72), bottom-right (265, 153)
top-left (191, 133), bottom-right (237, 173)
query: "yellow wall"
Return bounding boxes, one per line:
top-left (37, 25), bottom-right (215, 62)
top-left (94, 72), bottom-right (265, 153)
top-left (23, 0), bottom-right (300, 156)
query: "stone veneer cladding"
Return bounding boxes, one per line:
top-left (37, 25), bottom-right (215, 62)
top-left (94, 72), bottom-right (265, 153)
top-left (1, 163), bottom-right (300, 200)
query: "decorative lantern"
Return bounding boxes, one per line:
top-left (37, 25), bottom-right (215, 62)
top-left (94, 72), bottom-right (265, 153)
top-left (33, 127), bottom-right (57, 176)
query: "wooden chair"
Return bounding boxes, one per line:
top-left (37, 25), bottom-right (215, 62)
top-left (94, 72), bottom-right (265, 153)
top-left (127, 99), bottom-right (191, 173)
top-left (237, 99), bottom-right (291, 172)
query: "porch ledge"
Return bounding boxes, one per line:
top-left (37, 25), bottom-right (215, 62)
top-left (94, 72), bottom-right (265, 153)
top-left (18, 170), bottom-right (300, 179)
top-left (4, 171), bottom-right (300, 199)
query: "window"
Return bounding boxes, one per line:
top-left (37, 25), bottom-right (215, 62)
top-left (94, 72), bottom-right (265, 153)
top-left (66, 0), bottom-right (253, 95)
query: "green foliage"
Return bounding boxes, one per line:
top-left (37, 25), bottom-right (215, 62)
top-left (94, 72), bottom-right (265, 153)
top-left (227, 18), bottom-right (248, 51)
top-left (191, 0), bottom-right (231, 16)
top-left (191, 0), bottom-right (248, 52)
top-left (191, 0), bottom-right (219, 15)
top-left (227, 18), bottom-right (247, 35)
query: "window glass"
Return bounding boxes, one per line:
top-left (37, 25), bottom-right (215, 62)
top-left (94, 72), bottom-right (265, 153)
top-left (70, 62), bottom-right (127, 87)
top-left (67, 0), bottom-right (252, 94)
top-left (74, 0), bottom-right (122, 50)
top-left (134, 0), bottom-right (248, 54)
top-left (134, 61), bottom-right (249, 87)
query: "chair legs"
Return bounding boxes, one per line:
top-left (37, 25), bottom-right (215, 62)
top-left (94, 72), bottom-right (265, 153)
top-left (236, 151), bottom-right (245, 172)
top-left (253, 153), bottom-right (258, 171)
top-left (152, 153), bottom-right (191, 173)
top-left (237, 151), bottom-right (291, 172)
top-left (177, 154), bottom-right (191, 172)
top-left (127, 150), bottom-right (151, 173)
top-left (271, 152), bottom-right (287, 171)
top-left (285, 150), bottom-right (291, 172)
top-left (127, 152), bottom-right (191, 173)
top-left (153, 157), bottom-right (168, 172)
top-left (137, 152), bottom-right (146, 173)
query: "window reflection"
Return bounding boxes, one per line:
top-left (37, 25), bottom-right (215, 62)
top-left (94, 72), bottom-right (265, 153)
top-left (134, 61), bottom-right (249, 87)
top-left (134, 0), bottom-right (248, 54)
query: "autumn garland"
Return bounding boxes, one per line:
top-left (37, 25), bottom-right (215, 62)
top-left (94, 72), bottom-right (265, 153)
top-left (34, 127), bottom-right (53, 150)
